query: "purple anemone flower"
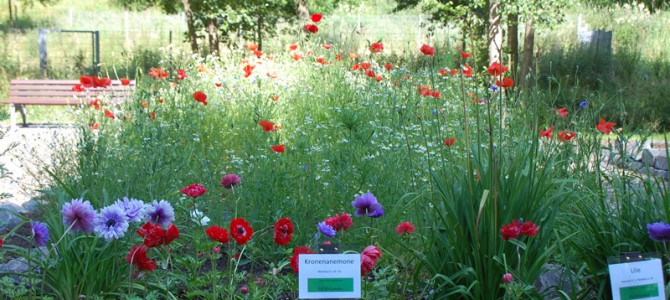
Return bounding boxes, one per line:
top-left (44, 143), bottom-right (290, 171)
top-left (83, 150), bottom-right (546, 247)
top-left (145, 200), bottom-right (175, 228)
top-left (61, 198), bottom-right (97, 233)
top-left (30, 220), bottom-right (50, 247)
top-left (317, 222), bottom-right (336, 238)
top-left (647, 221), bottom-right (670, 242)
top-left (94, 205), bottom-right (130, 241)
top-left (115, 197), bottom-right (145, 223)
top-left (351, 192), bottom-right (384, 218)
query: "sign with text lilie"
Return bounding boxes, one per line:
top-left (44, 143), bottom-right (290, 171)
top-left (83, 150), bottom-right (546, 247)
top-left (608, 255), bottom-right (665, 300)
top-left (299, 254), bottom-right (361, 299)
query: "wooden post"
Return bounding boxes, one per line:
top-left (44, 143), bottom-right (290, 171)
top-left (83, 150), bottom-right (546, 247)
top-left (8, 0), bottom-right (13, 26)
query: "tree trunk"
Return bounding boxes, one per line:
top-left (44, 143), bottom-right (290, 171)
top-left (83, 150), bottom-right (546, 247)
top-left (296, 0), bottom-right (309, 20)
top-left (208, 18), bottom-right (219, 54)
top-left (257, 15), bottom-right (263, 51)
top-left (507, 13), bottom-right (519, 81)
top-left (520, 18), bottom-right (535, 88)
top-left (8, 0), bottom-right (13, 25)
top-left (181, 0), bottom-right (198, 53)
top-left (487, 0), bottom-right (503, 65)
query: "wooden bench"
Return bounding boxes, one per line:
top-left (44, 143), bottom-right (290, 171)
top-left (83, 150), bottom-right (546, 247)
top-left (2, 79), bottom-right (135, 127)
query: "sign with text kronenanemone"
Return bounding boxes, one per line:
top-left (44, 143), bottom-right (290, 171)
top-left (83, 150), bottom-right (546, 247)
top-left (608, 254), bottom-right (665, 300)
top-left (298, 254), bottom-right (361, 299)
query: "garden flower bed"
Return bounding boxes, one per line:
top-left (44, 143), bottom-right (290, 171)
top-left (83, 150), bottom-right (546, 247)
top-left (1, 13), bottom-right (669, 299)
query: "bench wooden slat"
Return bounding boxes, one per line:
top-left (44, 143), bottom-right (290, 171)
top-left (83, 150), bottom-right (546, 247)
top-left (10, 85), bottom-right (134, 91)
top-left (10, 91), bottom-right (133, 97)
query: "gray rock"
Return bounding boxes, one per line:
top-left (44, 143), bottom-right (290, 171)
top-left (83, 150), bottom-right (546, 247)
top-left (653, 151), bottom-right (668, 170)
top-left (535, 264), bottom-right (580, 299)
top-left (0, 203), bottom-right (25, 231)
top-left (21, 199), bottom-right (45, 212)
top-left (0, 257), bottom-right (29, 276)
top-left (651, 169), bottom-right (669, 179)
top-left (642, 149), bottom-right (662, 167)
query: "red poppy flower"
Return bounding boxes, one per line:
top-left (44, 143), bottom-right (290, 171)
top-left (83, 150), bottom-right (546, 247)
top-left (420, 44), bottom-right (434, 56)
top-left (230, 218), bottom-right (254, 245)
top-left (292, 52), bottom-right (304, 61)
top-left (558, 131), bottom-right (576, 142)
top-left (181, 183), bottom-right (207, 198)
top-left (254, 50), bottom-right (263, 58)
top-left (395, 221), bottom-right (415, 235)
top-left (272, 144), bottom-right (286, 153)
top-left (437, 69), bottom-right (448, 77)
top-left (596, 118), bottom-right (616, 134)
top-left (375, 76), bottom-right (382, 82)
top-left (126, 244), bottom-right (156, 272)
top-left (324, 212), bottom-right (353, 232)
top-left (0, 237), bottom-right (3, 248)
top-left (556, 107), bottom-right (568, 117)
top-left (335, 53), bottom-right (343, 61)
top-left (205, 225), bottom-right (230, 244)
top-left (247, 43), bottom-right (259, 51)
top-left (80, 75), bottom-right (95, 88)
top-left (462, 64), bottom-right (473, 77)
top-left (360, 62), bottom-right (371, 70)
top-left (90, 99), bottom-right (102, 110)
top-left (258, 120), bottom-right (276, 132)
top-left (521, 221), bottom-right (539, 237)
top-left (450, 69), bottom-right (460, 76)
top-left (351, 64), bottom-right (360, 71)
top-left (90, 122), bottom-right (99, 130)
top-left (310, 13), bottom-right (323, 23)
top-left (193, 91), bottom-right (208, 105)
top-left (72, 84), bottom-right (85, 92)
top-left (500, 220), bottom-right (521, 240)
top-left (461, 51), bottom-right (470, 58)
top-left (443, 138), bottom-right (456, 147)
top-left (316, 56), bottom-right (326, 65)
top-left (496, 77), bottom-right (514, 89)
top-left (272, 95), bottom-right (279, 101)
top-left (487, 61), bottom-right (508, 77)
top-left (384, 63), bottom-right (393, 71)
top-left (104, 109), bottom-right (115, 119)
top-left (120, 78), bottom-right (131, 86)
top-left (539, 126), bottom-right (555, 139)
top-left (149, 111), bottom-right (156, 120)
top-left (365, 70), bottom-right (376, 78)
top-left (215, 82), bottom-right (222, 87)
top-left (349, 53), bottom-right (358, 60)
top-left (273, 217), bottom-right (294, 246)
top-left (287, 43), bottom-right (298, 51)
top-left (322, 43), bottom-right (332, 50)
top-left (243, 64), bottom-right (255, 78)
top-left (370, 42), bottom-right (384, 53)
top-left (176, 69), bottom-right (187, 80)
top-left (149, 67), bottom-right (169, 79)
top-left (305, 24), bottom-right (319, 33)
top-left (136, 222), bottom-right (180, 248)
top-left (290, 246), bottom-right (314, 273)
top-left (361, 245), bottom-right (382, 275)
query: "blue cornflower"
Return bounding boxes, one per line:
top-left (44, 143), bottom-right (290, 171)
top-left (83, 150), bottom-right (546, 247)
top-left (30, 220), bottom-right (50, 247)
top-left (61, 198), bottom-right (97, 233)
top-left (317, 222), bottom-right (336, 238)
top-left (145, 200), bottom-right (175, 228)
top-left (351, 192), bottom-right (384, 218)
top-left (579, 100), bottom-right (589, 108)
top-left (115, 197), bottom-right (145, 223)
top-left (94, 204), bottom-right (130, 241)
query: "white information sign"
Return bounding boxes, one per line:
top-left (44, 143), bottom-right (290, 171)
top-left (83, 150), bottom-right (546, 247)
top-left (298, 254), bottom-right (361, 299)
top-left (609, 258), bottom-right (665, 300)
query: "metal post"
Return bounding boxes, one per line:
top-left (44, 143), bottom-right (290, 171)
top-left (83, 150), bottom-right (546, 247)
top-left (38, 28), bottom-right (48, 78)
top-left (94, 31), bottom-right (100, 74)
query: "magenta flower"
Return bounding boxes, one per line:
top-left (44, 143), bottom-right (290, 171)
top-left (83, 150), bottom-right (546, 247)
top-left (221, 174), bottom-right (241, 189)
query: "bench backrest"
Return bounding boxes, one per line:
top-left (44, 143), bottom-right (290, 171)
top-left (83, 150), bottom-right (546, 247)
top-left (8, 79), bottom-right (135, 105)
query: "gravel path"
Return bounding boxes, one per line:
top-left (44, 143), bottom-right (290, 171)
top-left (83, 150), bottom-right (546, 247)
top-left (0, 126), bottom-right (77, 210)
